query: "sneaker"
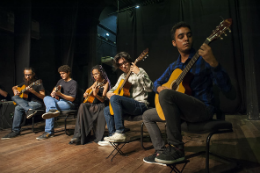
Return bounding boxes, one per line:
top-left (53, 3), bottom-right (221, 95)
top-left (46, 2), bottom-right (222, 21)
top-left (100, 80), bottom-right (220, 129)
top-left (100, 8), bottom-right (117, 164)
top-left (1, 131), bottom-right (20, 140)
top-left (143, 152), bottom-right (167, 166)
top-left (26, 109), bottom-right (37, 119)
top-left (42, 109), bottom-right (60, 119)
top-left (155, 145), bottom-right (185, 164)
top-left (36, 132), bottom-right (54, 140)
top-left (97, 140), bottom-right (112, 146)
top-left (104, 132), bottom-right (126, 142)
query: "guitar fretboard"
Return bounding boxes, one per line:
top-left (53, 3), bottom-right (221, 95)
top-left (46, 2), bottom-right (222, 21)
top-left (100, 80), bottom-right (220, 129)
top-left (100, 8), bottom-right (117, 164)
top-left (175, 39), bottom-right (210, 86)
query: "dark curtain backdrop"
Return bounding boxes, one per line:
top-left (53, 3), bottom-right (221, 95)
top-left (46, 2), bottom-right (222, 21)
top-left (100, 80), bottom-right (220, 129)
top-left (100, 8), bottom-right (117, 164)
top-left (116, 0), bottom-right (252, 114)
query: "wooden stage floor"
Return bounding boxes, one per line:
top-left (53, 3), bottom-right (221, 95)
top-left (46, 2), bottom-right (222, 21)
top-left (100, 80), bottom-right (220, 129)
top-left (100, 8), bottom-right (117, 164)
top-left (0, 115), bottom-right (260, 173)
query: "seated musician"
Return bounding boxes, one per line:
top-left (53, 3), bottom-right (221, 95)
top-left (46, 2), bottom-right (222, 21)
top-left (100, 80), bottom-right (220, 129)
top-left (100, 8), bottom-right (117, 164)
top-left (36, 65), bottom-right (78, 140)
top-left (102, 52), bottom-right (153, 144)
top-left (69, 65), bottom-right (111, 145)
top-left (1, 67), bottom-right (45, 139)
top-left (142, 22), bottom-right (232, 165)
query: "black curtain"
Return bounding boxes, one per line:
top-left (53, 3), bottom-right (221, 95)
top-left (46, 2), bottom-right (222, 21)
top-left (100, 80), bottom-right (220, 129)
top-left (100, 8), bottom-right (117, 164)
top-left (116, 0), bottom-right (256, 115)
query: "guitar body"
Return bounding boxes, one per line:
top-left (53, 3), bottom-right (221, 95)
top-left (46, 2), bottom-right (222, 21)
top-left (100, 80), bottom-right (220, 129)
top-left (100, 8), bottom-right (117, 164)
top-left (83, 89), bottom-right (95, 103)
top-left (109, 79), bottom-right (131, 115)
top-left (54, 85), bottom-right (62, 100)
top-left (13, 85), bottom-right (29, 106)
top-left (155, 68), bottom-right (192, 120)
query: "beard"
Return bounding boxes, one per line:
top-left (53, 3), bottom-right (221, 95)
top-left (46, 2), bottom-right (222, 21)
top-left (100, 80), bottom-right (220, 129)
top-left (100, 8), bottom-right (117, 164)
top-left (23, 77), bottom-right (36, 85)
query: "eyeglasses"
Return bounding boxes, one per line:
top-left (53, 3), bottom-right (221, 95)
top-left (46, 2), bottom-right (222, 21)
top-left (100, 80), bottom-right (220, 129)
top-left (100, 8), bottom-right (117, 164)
top-left (24, 74), bottom-right (32, 77)
top-left (118, 61), bottom-right (128, 67)
top-left (92, 73), bottom-right (100, 76)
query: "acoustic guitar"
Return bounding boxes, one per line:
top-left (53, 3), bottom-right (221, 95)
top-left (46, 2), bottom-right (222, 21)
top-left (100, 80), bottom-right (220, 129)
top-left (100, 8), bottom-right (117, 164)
top-left (13, 79), bottom-right (42, 105)
top-left (109, 48), bottom-right (149, 115)
top-left (52, 85), bottom-right (62, 100)
top-left (155, 18), bottom-right (232, 120)
top-left (83, 79), bottom-right (107, 103)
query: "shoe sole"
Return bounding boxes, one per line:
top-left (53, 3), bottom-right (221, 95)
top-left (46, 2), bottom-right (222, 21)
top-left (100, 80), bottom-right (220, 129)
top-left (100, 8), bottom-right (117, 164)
top-left (27, 111), bottom-right (37, 119)
top-left (143, 158), bottom-right (166, 166)
top-left (154, 157), bottom-right (186, 164)
top-left (104, 138), bottom-right (126, 143)
top-left (42, 112), bottom-right (60, 119)
top-left (97, 141), bottom-right (112, 146)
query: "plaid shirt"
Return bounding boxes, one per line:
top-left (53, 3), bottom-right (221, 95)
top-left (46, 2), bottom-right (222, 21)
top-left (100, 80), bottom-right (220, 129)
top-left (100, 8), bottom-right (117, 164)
top-left (153, 48), bottom-right (231, 115)
top-left (108, 68), bottom-right (153, 106)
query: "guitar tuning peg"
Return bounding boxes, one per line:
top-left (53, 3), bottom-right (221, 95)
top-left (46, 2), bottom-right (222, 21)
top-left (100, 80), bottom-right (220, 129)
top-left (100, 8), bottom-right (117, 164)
top-left (224, 33), bottom-right (227, 36)
top-left (220, 37), bottom-right (223, 40)
top-left (228, 28), bottom-right (231, 33)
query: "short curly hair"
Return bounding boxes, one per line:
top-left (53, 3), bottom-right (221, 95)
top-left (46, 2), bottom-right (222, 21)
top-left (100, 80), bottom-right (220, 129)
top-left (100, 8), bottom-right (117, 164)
top-left (58, 65), bottom-right (71, 73)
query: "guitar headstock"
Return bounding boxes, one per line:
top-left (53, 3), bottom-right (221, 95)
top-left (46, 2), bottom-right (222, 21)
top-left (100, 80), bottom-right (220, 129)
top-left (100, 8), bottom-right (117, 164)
top-left (207, 18), bottom-right (232, 42)
top-left (30, 79), bottom-right (42, 87)
top-left (135, 48), bottom-right (149, 64)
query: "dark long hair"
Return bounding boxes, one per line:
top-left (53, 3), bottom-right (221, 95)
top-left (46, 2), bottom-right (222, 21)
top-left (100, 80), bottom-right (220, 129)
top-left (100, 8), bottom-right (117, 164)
top-left (91, 65), bottom-right (111, 89)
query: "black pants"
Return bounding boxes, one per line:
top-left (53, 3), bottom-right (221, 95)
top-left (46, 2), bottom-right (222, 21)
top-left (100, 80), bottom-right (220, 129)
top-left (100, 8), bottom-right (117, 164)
top-left (143, 89), bottom-right (212, 150)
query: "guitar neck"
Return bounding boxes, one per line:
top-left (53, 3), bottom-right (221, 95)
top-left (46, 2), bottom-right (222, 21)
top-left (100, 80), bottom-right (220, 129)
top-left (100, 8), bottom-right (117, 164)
top-left (175, 39), bottom-right (210, 85)
top-left (118, 61), bottom-right (137, 93)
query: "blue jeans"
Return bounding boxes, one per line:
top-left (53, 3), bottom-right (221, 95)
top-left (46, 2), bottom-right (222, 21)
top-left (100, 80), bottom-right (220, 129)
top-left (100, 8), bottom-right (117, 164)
top-left (43, 96), bottom-right (74, 134)
top-left (12, 96), bottom-right (42, 132)
top-left (104, 95), bottom-right (147, 136)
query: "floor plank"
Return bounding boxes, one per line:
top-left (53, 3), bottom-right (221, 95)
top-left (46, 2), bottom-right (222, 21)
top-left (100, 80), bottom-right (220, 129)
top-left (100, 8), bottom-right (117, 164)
top-left (0, 115), bottom-right (260, 173)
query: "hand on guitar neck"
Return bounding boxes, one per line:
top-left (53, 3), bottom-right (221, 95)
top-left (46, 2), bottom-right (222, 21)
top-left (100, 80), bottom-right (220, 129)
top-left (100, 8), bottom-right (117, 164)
top-left (198, 44), bottom-right (219, 68)
top-left (51, 85), bottom-right (62, 100)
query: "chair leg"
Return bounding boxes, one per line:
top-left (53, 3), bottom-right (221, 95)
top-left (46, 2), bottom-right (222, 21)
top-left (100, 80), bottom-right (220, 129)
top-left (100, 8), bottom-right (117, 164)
top-left (186, 129), bottom-right (236, 173)
top-left (64, 114), bottom-right (70, 135)
top-left (32, 116), bottom-right (35, 133)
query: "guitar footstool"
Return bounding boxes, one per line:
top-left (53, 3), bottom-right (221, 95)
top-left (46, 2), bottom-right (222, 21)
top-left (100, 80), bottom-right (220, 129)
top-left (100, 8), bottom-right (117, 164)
top-left (106, 141), bottom-right (129, 161)
top-left (167, 159), bottom-right (190, 173)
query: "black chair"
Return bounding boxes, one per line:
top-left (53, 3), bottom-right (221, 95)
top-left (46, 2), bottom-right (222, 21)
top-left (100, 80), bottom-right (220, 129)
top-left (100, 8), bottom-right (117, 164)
top-left (180, 111), bottom-right (236, 173)
top-left (21, 107), bottom-right (45, 133)
top-left (56, 109), bottom-right (78, 135)
top-left (169, 85), bottom-right (238, 173)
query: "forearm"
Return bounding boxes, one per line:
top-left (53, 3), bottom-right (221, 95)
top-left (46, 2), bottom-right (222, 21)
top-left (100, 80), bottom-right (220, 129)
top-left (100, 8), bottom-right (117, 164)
top-left (0, 89), bottom-right (8, 97)
top-left (58, 93), bottom-right (75, 102)
top-left (137, 71), bottom-right (153, 92)
top-left (95, 94), bottom-right (105, 102)
top-left (31, 90), bottom-right (45, 99)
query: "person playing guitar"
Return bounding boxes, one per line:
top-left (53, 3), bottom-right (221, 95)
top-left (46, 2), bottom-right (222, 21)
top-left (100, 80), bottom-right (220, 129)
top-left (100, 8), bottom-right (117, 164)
top-left (102, 51), bottom-right (153, 143)
top-left (37, 65), bottom-right (78, 140)
top-left (142, 21), bottom-right (233, 165)
top-left (69, 65), bottom-right (111, 145)
top-left (2, 67), bottom-right (45, 139)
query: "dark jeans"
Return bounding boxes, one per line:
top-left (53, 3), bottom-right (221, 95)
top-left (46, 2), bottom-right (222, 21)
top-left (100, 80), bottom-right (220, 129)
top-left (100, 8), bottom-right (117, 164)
top-left (104, 95), bottom-right (147, 136)
top-left (143, 90), bottom-right (211, 151)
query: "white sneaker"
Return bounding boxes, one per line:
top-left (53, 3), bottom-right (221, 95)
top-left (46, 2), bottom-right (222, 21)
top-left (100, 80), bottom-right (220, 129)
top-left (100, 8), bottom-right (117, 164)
top-left (103, 132), bottom-right (126, 142)
top-left (97, 141), bottom-right (112, 146)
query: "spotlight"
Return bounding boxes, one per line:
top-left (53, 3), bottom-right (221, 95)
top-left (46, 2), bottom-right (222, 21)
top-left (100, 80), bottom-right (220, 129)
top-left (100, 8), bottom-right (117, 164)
top-left (135, 5), bottom-right (140, 8)
top-left (106, 33), bottom-right (109, 36)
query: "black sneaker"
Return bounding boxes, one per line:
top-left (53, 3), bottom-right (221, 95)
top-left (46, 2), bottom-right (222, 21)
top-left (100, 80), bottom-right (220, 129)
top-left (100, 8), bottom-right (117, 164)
top-left (36, 132), bottom-right (54, 140)
top-left (143, 152), bottom-right (166, 166)
top-left (1, 131), bottom-right (20, 140)
top-left (155, 145), bottom-right (185, 164)
top-left (26, 109), bottom-right (37, 119)
top-left (42, 109), bottom-right (60, 119)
